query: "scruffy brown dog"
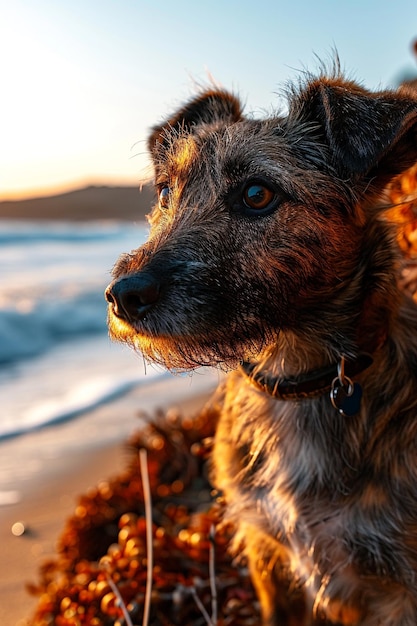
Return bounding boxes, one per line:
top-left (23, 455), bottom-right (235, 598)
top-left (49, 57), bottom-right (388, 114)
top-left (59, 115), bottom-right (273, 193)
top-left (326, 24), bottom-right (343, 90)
top-left (106, 69), bottom-right (417, 625)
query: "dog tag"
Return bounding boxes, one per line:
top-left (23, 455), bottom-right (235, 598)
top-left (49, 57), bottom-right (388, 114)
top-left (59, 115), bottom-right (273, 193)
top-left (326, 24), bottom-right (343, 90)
top-left (330, 381), bottom-right (363, 417)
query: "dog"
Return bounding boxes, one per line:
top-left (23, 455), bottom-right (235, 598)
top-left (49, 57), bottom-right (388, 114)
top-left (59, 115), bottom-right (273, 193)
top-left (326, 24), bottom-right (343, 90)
top-left (105, 67), bottom-right (417, 625)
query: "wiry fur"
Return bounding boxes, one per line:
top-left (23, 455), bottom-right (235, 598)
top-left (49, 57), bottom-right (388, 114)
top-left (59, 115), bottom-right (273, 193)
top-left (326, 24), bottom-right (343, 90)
top-left (106, 69), bottom-right (417, 624)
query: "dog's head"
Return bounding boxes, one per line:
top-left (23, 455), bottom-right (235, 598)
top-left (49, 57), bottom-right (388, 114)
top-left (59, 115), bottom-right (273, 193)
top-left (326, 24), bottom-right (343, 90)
top-left (106, 73), bottom-right (417, 370)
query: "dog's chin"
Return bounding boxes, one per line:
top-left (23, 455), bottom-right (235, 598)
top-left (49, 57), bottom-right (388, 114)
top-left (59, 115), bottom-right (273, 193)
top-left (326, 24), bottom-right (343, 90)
top-left (107, 310), bottom-right (266, 372)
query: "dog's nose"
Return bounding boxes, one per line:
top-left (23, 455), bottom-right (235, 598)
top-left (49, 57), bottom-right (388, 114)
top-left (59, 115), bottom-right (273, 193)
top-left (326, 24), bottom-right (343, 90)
top-left (105, 274), bottom-right (160, 322)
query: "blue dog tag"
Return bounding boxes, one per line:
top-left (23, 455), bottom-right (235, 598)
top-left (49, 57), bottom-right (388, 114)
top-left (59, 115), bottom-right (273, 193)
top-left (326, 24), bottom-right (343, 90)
top-left (330, 381), bottom-right (363, 416)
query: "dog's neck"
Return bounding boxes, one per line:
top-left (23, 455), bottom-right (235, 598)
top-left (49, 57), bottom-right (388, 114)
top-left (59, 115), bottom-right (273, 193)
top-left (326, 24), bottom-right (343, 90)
top-left (240, 303), bottom-right (389, 404)
top-left (242, 233), bottom-right (397, 401)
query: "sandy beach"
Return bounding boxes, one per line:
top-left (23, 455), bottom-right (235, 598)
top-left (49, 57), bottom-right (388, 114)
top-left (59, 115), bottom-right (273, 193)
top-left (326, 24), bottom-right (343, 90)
top-left (0, 369), bottom-right (220, 626)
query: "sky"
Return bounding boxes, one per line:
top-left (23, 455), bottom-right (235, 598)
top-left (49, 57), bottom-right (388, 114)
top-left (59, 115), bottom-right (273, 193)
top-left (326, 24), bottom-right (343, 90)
top-left (1, 0), bottom-right (417, 201)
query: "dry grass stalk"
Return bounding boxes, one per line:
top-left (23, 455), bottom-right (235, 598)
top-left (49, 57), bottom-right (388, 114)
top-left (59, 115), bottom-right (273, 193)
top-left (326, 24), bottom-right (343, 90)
top-left (104, 571), bottom-right (135, 626)
top-left (139, 447), bottom-right (153, 626)
top-left (209, 524), bottom-right (218, 625)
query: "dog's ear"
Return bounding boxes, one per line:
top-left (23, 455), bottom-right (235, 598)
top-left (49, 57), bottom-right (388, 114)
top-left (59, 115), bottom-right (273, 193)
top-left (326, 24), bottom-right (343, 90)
top-left (295, 79), bottom-right (417, 185)
top-left (148, 90), bottom-right (243, 155)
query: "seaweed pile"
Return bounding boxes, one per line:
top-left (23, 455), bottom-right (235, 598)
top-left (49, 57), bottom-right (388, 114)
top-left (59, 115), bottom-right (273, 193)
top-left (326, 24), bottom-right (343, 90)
top-left (28, 405), bottom-right (260, 626)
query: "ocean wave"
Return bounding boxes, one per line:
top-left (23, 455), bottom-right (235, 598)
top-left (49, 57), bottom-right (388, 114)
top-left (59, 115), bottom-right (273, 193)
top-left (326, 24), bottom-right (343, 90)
top-left (0, 220), bottom-right (148, 366)
top-left (0, 220), bottom-right (156, 440)
top-left (0, 220), bottom-right (135, 246)
top-left (0, 372), bottom-right (166, 440)
top-left (0, 334), bottom-right (170, 440)
top-left (0, 290), bottom-right (108, 365)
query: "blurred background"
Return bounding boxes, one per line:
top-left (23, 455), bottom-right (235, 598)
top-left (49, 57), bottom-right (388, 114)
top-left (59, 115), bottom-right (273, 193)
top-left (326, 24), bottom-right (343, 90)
top-left (0, 0), bottom-right (416, 445)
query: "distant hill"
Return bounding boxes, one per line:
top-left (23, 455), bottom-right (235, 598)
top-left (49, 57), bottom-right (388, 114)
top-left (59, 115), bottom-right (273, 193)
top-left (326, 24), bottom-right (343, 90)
top-left (0, 185), bottom-right (156, 221)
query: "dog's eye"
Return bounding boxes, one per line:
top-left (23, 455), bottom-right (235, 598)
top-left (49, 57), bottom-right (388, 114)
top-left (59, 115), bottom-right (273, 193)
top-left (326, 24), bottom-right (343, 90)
top-left (230, 180), bottom-right (281, 217)
top-left (243, 184), bottom-right (275, 211)
top-left (158, 186), bottom-right (170, 208)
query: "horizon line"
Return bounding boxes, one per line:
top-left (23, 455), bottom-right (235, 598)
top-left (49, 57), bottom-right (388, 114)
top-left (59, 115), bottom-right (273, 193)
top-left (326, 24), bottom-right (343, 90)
top-left (0, 177), bottom-right (148, 203)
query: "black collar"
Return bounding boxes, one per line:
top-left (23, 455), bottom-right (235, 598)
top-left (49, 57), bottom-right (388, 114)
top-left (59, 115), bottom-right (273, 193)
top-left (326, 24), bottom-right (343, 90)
top-left (240, 353), bottom-right (374, 401)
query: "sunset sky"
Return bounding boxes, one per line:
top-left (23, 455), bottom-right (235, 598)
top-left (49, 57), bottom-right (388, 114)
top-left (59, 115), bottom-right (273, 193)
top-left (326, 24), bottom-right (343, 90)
top-left (1, 0), bottom-right (416, 201)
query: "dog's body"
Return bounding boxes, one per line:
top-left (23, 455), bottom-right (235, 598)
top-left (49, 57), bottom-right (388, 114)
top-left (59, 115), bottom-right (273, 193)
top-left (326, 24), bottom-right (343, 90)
top-left (106, 69), bottom-right (417, 624)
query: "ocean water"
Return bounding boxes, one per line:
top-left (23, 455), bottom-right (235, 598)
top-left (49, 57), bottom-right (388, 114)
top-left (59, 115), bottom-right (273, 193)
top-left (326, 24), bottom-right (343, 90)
top-left (0, 219), bottom-right (164, 439)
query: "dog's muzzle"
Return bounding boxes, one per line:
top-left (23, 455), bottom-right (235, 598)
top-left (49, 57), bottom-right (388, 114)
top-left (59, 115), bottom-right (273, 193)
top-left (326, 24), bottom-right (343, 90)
top-left (105, 273), bottom-right (161, 324)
